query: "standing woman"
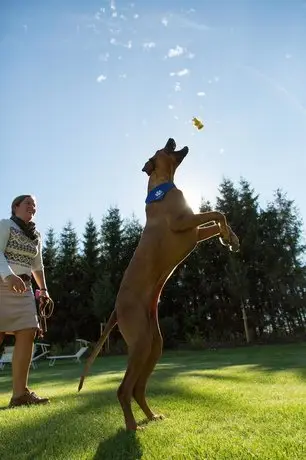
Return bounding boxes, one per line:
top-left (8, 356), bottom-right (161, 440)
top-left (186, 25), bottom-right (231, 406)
top-left (0, 195), bottom-right (50, 407)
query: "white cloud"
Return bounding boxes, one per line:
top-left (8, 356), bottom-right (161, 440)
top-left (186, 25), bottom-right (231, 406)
top-left (97, 74), bottom-right (107, 83)
top-left (99, 52), bottom-right (110, 62)
top-left (110, 0), bottom-right (116, 10)
top-left (110, 38), bottom-right (117, 45)
top-left (143, 42), bottom-right (156, 50)
top-left (119, 73), bottom-right (127, 79)
top-left (167, 45), bottom-right (184, 58)
top-left (168, 104), bottom-right (174, 109)
top-left (174, 82), bottom-right (181, 92)
top-left (219, 148), bottom-right (224, 154)
top-left (187, 52), bottom-right (195, 59)
top-left (214, 76), bottom-right (220, 82)
top-left (134, 14), bottom-right (139, 19)
top-left (112, 12), bottom-right (118, 17)
top-left (23, 24), bottom-right (28, 33)
top-left (174, 115), bottom-right (179, 120)
top-left (170, 68), bottom-right (190, 77)
top-left (161, 17), bottom-right (168, 26)
top-left (176, 16), bottom-right (210, 31)
top-left (178, 68), bottom-right (189, 76)
top-left (285, 53), bottom-right (292, 59)
top-left (197, 92), bottom-right (206, 97)
top-left (124, 40), bottom-right (132, 49)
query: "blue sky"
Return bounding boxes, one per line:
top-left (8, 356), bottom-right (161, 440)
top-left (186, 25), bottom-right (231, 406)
top-left (1, 0), bottom-right (306, 244)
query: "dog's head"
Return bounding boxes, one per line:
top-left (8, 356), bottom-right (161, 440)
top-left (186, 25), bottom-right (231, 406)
top-left (142, 138), bottom-right (189, 176)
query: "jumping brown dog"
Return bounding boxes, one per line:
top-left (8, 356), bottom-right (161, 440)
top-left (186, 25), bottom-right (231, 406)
top-left (78, 138), bottom-right (239, 431)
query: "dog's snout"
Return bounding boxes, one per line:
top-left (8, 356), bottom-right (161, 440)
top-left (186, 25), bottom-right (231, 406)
top-left (180, 146), bottom-right (189, 156)
top-left (176, 146), bottom-right (189, 157)
top-left (174, 146), bottom-right (189, 165)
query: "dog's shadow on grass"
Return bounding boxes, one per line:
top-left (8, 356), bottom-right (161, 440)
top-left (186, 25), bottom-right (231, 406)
top-left (93, 428), bottom-right (143, 460)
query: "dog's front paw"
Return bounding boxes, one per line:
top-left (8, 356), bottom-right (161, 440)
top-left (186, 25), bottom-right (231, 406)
top-left (219, 236), bottom-right (228, 247)
top-left (229, 240), bottom-right (240, 253)
top-left (228, 228), bottom-right (240, 252)
top-left (219, 227), bottom-right (240, 252)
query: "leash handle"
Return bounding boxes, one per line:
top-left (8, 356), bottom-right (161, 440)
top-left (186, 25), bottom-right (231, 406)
top-left (35, 290), bottom-right (54, 336)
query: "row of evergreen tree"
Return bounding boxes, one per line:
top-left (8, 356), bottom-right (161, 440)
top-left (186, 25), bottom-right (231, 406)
top-left (40, 177), bottom-right (306, 350)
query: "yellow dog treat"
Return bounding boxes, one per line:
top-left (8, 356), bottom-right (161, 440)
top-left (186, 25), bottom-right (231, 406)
top-left (192, 117), bottom-right (204, 130)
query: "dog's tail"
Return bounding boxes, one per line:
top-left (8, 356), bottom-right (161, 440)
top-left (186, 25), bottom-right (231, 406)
top-left (78, 309), bottom-right (117, 392)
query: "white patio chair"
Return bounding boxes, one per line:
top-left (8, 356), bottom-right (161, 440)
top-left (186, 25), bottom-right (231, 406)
top-left (46, 346), bottom-right (88, 367)
top-left (0, 343), bottom-right (50, 370)
top-left (31, 342), bottom-right (50, 369)
top-left (0, 346), bottom-right (14, 370)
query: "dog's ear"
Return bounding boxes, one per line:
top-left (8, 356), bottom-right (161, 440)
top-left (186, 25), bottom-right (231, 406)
top-left (164, 138), bottom-right (176, 152)
top-left (142, 159), bottom-right (154, 176)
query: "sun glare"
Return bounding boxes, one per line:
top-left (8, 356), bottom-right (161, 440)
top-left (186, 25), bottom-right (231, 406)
top-left (183, 188), bottom-right (201, 212)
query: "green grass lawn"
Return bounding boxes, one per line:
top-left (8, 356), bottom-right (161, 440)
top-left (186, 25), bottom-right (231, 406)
top-left (0, 343), bottom-right (306, 460)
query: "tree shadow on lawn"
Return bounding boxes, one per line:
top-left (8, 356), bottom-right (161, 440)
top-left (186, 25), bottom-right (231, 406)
top-left (2, 345), bottom-right (303, 460)
top-left (0, 358), bottom-right (127, 394)
top-left (60, 341), bottom-right (306, 385)
top-left (0, 388), bottom-right (122, 458)
top-left (0, 372), bottom-right (244, 460)
top-left (96, 346), bottom-right (306, 388)
top-left (2, 342), bottom-right (305, 413)
top-left (158, 343), bottom-right (306, 380)
top-left (1, 342), bottom-right (305, 399)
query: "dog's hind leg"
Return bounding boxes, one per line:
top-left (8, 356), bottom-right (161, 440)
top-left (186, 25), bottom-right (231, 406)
top-left (132, 317), bottom-right (164, 422)
top-left (117, 332), bottom-right (152, 431)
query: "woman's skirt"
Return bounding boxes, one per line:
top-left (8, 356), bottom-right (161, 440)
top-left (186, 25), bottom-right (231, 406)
top-left (0, 278), bottom-right (39, 333)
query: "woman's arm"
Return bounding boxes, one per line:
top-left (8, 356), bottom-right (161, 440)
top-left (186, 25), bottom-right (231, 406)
top-left (32, 236), bottom-right (48, 291)
top-left (0, 219), bottom-right (14, 281)
top-left (32, 270), bottom-right (48, 291)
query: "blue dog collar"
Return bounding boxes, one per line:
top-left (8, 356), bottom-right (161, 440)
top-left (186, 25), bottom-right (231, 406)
top-left (145, 182), bottom-right (176, 204)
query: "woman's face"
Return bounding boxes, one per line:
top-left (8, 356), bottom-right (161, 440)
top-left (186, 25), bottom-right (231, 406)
top-left (14, 196), bottom-right (37, 222)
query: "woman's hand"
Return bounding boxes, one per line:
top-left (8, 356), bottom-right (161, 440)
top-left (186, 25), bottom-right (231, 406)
top-left (6, 274), bottom-right (27, 293)
top-left (39, 289), bottom-right (50, 299)
top-left (37, 289), bottom-right (53, 338)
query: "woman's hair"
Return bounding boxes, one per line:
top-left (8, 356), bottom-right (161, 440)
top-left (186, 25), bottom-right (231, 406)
top-left (11, 195), bottom-right (32, 216)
